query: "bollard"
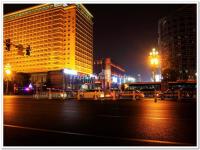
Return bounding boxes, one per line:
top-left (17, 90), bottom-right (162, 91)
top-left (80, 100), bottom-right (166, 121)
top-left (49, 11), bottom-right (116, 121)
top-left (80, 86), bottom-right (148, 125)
top-left (94, 91), bottom-right (97, 100)
top-left (112, 91), bottom-right (116, 100)
top-left (62, 90), bottom-right (65, 100)
top-left (36, 88), bottom-right (39, 99)
top-left (154, 96), bottom-right (157, 103)
top-left (48, 88), bottom-right (52, 99)
top-left (132, 90), bottom-right (136, 100)
top-left (77, 91), bottom-right (80, 100)
top-left (178, 90), bottom-right (181, 102)
top-left (154, 91), bottom-right (157, 103)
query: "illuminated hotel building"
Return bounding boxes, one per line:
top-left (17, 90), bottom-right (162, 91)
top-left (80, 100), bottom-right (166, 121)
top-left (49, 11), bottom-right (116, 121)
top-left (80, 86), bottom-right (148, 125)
top-left (4, 4), bottom-right (93, 84)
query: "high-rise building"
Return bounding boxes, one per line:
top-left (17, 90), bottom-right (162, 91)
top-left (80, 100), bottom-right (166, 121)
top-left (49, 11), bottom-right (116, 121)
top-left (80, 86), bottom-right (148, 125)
top-left (4, 4), bottom-right (93, 84)
top-left (158, 5), bottom-right (196, 81)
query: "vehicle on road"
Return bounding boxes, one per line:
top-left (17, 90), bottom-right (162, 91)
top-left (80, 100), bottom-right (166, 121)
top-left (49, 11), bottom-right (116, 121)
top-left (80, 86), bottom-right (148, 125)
top-left (102, 90), bottom-right (113, 99)
top-left (79, 89), bottom-right (120, 100)
top-left (160, 89), bottom-right (178, 100)
top-left (180, 87), bottom-right (196, 99)
top-left (119, 90), bottom-right (144, 100)
top-left (140, 88), bottom-right (156, 98)
top-left (15, 86), bottom-right (35, 95)
top-left (79, 89), bottom-right (104, 100)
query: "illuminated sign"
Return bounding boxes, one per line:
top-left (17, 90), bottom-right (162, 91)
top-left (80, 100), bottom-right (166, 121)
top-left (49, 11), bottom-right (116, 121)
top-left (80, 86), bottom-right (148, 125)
top-left (28, 83), bottom-right (33, 89)
top-left (127, 77), bottom-right (136, 82)
top-left (89, 74), bottom-right (97, 79)
top-left (63, 69), bottom-right (77, 75)
top-left (155, 74), bottom-right (161, 82)
top-left (112, 76), bottom-right (118, 83)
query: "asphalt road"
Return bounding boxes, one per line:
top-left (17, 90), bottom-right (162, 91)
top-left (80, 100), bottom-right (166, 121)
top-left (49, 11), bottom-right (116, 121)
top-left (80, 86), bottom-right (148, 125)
top-left (3, 96), bottom-right (197, 146)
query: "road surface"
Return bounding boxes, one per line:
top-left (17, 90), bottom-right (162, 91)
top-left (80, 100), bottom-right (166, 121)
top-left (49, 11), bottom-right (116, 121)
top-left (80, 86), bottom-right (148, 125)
top-left (3, 96), bottom-right (197, 146)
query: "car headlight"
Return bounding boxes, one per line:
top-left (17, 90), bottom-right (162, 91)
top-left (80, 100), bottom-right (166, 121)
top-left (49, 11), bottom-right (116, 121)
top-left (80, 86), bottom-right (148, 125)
top-left (100, 93), bottom-right (104, 97)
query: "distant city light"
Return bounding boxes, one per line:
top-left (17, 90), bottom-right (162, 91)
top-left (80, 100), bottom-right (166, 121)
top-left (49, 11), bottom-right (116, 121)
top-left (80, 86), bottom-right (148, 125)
top-left (81, 84), bottom-right (88, 90)
top-left (5, 63), bottom-right (11, 75)
top-left (119, 78), bottom-right (122, 84)
top-left (25, 87), bottom-right (30, 91)
top-left (5, 69), bottom-right (11, 75)
top-left (63, 3), bottom-right (68, 7)
top-left (155, 74), bottom-right (161, 82)
top-left (63, 69), bottom-right (77, 75)
top-left (127, 77), bottom-right (136, 82)
top-left (28, 83), bottom-right (33, 89)
top-left (112, 76), bottom-right (118, 83)
top-left (89, 74), bottom-right (97, 79)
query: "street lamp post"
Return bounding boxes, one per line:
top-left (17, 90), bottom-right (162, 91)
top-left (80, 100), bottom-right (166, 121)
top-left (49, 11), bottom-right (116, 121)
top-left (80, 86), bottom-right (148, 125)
top-left (4, 64), bottom-right (12, 95)
top-left (149, 48), bottom-right (159, 82)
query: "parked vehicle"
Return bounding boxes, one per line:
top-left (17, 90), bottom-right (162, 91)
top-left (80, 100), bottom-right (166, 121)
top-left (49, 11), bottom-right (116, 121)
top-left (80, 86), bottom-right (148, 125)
top-left (140, 88), bottom-right (155, 98)
top-left (119, 90), bottom-right (144, 100)
top-left (15, 86), bottom-right (35, 95)
top-left (79, 89), bottom-right (104, 100)
top-left (160, 89), bottom-right (178, 100)
top-left (180, 87), bottom-right (196, 99)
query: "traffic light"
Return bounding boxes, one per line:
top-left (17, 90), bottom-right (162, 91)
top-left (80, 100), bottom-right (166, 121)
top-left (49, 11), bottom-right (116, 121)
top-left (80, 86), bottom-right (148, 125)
top-left (26, 45), bottom-right (31, 56)
top-left (5, 39), bottom-right (11, 51)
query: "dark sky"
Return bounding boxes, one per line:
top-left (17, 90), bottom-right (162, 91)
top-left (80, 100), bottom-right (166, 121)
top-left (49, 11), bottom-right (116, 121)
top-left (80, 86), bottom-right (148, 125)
top-left (4, 3), bottom-right (188, 81)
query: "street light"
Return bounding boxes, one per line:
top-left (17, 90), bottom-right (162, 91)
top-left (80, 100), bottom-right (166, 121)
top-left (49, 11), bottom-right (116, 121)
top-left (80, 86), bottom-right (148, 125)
top-left (4, 64), bottom-right (12, 95)
top-left (149, 48), bottom-right (159, 82)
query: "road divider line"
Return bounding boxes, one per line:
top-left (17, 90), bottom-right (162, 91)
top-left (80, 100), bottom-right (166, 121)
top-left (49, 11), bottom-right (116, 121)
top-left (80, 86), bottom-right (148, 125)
top-left (4, 124), bottom-right (193, 146)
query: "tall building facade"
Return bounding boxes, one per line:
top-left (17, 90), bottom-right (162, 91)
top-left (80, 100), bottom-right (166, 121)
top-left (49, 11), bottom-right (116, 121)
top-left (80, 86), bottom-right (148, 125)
top-left (4, 4), bottom-right (93, 81)
top-left (158, 5), bottom-right (196, 81)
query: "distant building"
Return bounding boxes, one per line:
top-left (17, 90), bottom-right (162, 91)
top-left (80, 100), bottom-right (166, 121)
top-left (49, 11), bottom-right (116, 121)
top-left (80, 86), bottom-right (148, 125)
top-left (3, 4), bottom-right (93, 89)
top-left (94, 58), bottom-right (126, 89)
top-left (158, 5), bottom-right (196, 81)
top-left (137, 74), bottom-right (141, 82)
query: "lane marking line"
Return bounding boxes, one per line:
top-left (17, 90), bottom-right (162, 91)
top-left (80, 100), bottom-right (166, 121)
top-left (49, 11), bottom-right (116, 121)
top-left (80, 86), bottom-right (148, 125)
top-left (4, 124), bottom-right (193, 146)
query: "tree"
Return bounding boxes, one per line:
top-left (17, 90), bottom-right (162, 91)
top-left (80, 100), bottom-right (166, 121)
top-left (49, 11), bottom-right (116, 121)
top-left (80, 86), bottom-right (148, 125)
top-left (162, 68), bottom-right (178, 82)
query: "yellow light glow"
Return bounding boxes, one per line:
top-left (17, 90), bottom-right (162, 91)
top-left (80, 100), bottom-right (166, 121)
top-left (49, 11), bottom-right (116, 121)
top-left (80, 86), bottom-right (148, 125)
top-left (150, 58), bottom-right (159, 65)
top-left (152, 48), bottom-right (156, 51)
top-left (154, 58), bottom-right (159, 65)
top-left (150, 59), bottom-right (154, 65)
top-left (5, 69), bottom-right (11, 75)
top-left (5, 64), bottom-right (12, 75)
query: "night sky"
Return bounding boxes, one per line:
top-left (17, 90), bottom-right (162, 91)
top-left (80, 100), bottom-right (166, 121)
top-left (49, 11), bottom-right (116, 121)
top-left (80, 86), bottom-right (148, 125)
top-left (4, 3), bottom-right (188, 81)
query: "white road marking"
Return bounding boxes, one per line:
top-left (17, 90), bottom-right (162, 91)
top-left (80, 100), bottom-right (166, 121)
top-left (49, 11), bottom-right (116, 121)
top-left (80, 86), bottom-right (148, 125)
top-left (4, 124), bottom-right (193, 146)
